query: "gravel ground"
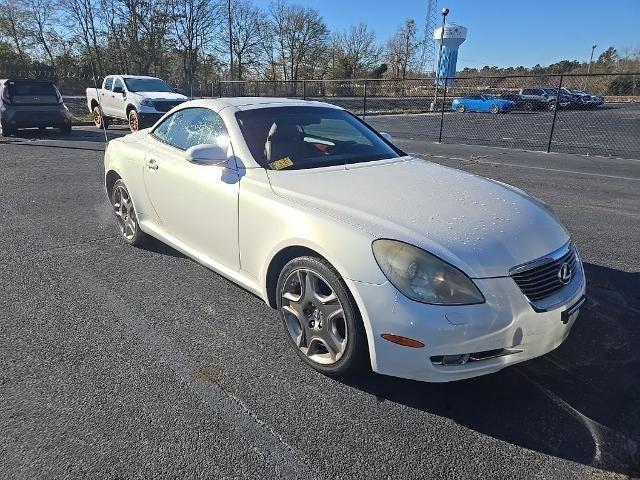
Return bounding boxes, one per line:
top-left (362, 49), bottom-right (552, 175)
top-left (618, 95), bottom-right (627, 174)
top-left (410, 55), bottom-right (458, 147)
top-left (1, 126), bottom-right (638, 479)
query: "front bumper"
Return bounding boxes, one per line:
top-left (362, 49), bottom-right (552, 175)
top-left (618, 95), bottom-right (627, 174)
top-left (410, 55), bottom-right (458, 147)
top-left (137, 111), bottom-right (164, 128)
top-left (347, 260), bottom-right (586, 383)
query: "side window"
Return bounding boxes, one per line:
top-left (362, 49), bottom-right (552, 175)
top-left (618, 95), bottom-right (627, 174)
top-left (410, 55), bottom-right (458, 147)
top-left (104, 77), bottom-right (113, 90)
top-left (113, 78), bottom-right (124, 91)
top-left (303, 118), bottom-right (372, 146)
top-left (152, 108), bottom-right (229, 151)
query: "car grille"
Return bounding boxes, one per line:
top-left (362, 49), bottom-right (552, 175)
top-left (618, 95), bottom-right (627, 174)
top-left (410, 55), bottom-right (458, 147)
top-left (511, 245), bottom-right (578, 302)
top-left (152, 100), bottom-right (184, 112)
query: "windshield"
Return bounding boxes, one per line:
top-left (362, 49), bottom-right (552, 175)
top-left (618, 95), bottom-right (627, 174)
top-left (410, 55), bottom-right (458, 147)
top-left (235, 106), bottom-right (401, 170)
top-left (123, 78), bottom-right (173, 93)
top-left (7, 81), bottom-right (57, 97)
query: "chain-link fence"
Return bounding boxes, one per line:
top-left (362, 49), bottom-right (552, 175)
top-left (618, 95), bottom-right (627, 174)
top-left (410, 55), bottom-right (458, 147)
top-left (219, 73), bottom-right (640, 159)
top-left (2, 68), bottom-right (638, 158)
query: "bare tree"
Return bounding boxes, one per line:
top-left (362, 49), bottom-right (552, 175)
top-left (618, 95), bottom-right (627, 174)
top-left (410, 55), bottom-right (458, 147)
top-left (386, 19), bottom-right (419, 79)
top-left (230, 0), bottom-right (261, 80)
top-left (271, 0), bottom-right (328, 81)
top-left (334, 23), bottom-right (381, 78)
top-left (171, 0), bottom-right (221, 94)
top-left (0, 0), bottom-right (28, 56)
top-left (25, 0), bottom-right (58, 67)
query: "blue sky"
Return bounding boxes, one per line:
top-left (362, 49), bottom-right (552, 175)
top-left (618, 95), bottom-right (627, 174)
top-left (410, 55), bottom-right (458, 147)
top-left (254, 0), bottom-right (640, 68)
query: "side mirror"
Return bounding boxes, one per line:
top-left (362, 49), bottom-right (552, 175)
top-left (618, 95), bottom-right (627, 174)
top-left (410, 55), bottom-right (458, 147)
top-left (381, 132), bottom-right (393, 143)
top-left (185, 144), bottom-right (228, 166)
top-left (113, 86), bottom-right (124, 94)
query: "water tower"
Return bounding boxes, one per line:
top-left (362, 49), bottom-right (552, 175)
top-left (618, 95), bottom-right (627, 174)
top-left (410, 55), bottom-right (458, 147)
top-left (433, 24), bottom-right (467, 84)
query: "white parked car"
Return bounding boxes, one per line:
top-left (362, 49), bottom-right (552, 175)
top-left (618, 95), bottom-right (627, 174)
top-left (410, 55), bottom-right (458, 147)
top-left (103, 97), bottom-right (586, 382)
top-left (86, 75), bottom-right (187, 132)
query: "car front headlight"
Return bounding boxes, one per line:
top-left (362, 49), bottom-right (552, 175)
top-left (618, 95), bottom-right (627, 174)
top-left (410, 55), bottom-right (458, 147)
top-left (139, 99), bottom-right (153, 107)
top-left (372, 239), bottom-right (485, 305)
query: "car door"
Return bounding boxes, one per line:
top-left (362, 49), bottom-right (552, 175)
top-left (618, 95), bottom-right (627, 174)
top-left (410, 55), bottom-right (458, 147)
top-left (142, 107), bottom-right (240, 270)
top-left (468, 95), bottom-right (482, 111)
top-left (104, 77), bottom-right (126, 118)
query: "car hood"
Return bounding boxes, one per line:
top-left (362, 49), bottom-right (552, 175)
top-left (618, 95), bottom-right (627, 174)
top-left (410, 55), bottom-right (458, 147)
top-left (131, 91), bottom-right (187, 101)
top-left (267, 157), bottom-right (569, 278)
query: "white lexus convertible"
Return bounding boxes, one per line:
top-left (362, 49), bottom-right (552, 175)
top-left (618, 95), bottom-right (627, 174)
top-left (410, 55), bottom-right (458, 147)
top-left (103, 97), bottom-right (586, 382)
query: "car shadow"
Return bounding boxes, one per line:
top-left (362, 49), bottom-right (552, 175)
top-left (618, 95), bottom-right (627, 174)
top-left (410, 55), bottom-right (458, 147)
top-left (5, 125), bottom-right (128, 143)
top-left (340, 262), bottom-right (640, 476)
top-left (141, 237), bottom-right (187, 259)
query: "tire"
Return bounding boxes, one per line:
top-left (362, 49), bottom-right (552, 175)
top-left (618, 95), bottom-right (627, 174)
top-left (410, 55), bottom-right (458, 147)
top-left (0, 122), bottom-right (14, 137)
top-left (276, 256), bottom-right (369, 378)
top-left (110, 179), bottom-right (148, 247)
top-left (456, 104), bottom-right (466, 113)
top-left (60, 124), bottom-right (72, 134)
top-left (490, 104), bottom-right (499, 114)
top-left (128, 109), bottom-right (139, 132)
top-left (548, 101), bottom-right (556, 111)
top-left (93, 105), bottom-right (109, 129)
top-left (523, 102), bottom-right (533, 111)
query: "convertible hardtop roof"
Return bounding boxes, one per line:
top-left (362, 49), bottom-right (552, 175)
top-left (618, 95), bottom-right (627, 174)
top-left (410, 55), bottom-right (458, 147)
top-left (184, 97), bottom-right (344, 112)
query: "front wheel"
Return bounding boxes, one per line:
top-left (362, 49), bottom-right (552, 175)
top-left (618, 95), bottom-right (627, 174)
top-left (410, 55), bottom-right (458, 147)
top-left (111, 179), bottom-right (148, 246)
top-left (93, 106), bottom-right (109, 129)
top-left (490, 104), bottom-right (499, 114)
top-left (456, 104), bottom-right (466, 113)
top-left (277, 256), bottom-right (369, 377)
top-left (128, 109), bottom-right (139, 132)
top-left (548, 101), bottom-right (556, 111)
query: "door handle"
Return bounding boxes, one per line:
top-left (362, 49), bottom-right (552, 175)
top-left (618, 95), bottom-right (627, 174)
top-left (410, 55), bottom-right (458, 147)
top-left (146, 159), bottom-right (159, 170)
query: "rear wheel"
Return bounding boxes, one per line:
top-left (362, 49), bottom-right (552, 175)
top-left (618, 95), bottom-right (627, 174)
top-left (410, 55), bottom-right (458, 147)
top-left (128, 109), bottom-right (139, 132)
top-left (490, 104), bottom-right (499, 114)
top-left (548, 101), bottom-right (556, 111)
top-left (93, 105), bottom-right (109, 129)
top-left (111, 179), bottom-right (148, 246)
top-left (456, 104), bottom-right (466, 113)
top-left (60, 124), bottom-right (72, 134)
top-left (277, 256), bottom-right (369, 377)
top-left (523, 102), bottom-right (533, 111)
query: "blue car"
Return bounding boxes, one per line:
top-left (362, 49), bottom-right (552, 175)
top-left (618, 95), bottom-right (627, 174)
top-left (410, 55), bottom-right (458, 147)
top-left (451, 95), bottom-right (515, 113)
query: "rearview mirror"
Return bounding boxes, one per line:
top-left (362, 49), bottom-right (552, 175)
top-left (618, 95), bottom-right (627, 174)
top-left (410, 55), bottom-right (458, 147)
top-left (381, 132), bottom-right (393, 143)
top-left (185, 144), bottom-right (228, 166)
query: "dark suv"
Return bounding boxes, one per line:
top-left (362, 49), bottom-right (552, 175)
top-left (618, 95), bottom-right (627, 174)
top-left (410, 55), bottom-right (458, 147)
top-left (0, 79), bottom-right (72, 136)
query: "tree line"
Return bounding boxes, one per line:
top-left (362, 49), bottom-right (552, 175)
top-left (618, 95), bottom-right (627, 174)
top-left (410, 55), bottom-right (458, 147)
top-left (0, 0), bottom-right (638, 95)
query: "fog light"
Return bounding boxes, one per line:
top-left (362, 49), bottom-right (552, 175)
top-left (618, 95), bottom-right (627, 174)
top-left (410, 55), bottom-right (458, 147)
top-left (442, 354), bottom-right (470, 365)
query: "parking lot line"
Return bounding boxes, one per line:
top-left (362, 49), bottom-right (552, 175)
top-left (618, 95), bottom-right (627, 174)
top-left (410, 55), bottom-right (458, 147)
top-left (410, 152), bottom-right (640, 182)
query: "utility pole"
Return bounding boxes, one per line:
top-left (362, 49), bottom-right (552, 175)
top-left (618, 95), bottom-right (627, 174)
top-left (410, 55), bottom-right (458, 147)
top-left (431, 7), bottom-right (449, 111)
top-left (228, 0), bottom-right (233, 80)
top-left (583, 44), bottom-right (597, 90)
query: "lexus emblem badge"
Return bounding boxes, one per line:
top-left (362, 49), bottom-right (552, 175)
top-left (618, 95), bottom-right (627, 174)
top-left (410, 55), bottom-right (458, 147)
top-left (558, 262), bottom-right (572, 285)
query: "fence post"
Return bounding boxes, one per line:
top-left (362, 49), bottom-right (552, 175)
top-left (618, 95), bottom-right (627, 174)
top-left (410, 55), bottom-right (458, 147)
top-left (218, 80), bottom-right (222, 98)
top-left (546, 74), bottom-right (563, 153)
top-left (303, 80), bottom-right (306, 100)
top-left (363, 79), bottom-right (368, 120)
top-left (438, 79), bottom-right (448, 143)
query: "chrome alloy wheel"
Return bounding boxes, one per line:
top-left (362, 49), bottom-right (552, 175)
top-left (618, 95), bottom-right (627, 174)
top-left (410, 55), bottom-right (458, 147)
top-left (280, 269), bottom-right (348, 365)
top-left (112, 184), bottom-right (136, 240)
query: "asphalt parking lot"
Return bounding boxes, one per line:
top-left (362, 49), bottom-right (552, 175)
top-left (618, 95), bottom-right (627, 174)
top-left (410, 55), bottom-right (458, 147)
top-left (365, 102), bottom-right (640, 159)
top-left (1, 126), bottom-right (639, 479)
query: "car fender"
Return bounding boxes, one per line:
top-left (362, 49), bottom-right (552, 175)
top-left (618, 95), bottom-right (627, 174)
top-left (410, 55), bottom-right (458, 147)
top-left (103, 137), bottom-right (154, 225)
